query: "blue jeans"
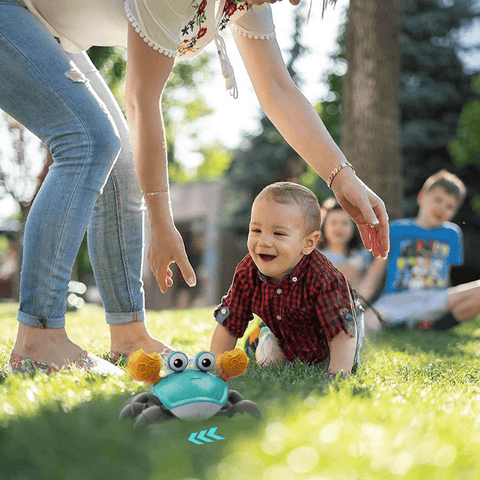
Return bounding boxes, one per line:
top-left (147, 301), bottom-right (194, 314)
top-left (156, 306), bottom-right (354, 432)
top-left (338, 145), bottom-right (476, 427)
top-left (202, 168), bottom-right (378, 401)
top-left (0, 0), bottom-right (146, 328)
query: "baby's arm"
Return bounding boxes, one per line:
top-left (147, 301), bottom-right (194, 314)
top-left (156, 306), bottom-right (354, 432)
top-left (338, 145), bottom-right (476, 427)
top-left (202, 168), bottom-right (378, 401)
top-left (210, 324), bottom-right (237, 357)
top-left (328, 331), bottom-right (357, 376)
top-left (210, 324), bottom-right (238, 379)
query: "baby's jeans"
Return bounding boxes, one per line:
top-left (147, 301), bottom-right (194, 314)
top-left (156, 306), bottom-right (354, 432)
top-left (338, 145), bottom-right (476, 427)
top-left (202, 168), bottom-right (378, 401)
top-left (0, 0), bottom-right (145, 328)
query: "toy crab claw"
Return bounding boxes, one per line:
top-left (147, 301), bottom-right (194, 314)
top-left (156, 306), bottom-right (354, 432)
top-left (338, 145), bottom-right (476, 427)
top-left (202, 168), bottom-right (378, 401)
top-left (125, 349), bottom-right (162, 385)
top-left (216, 348), bottom-right (249, 381)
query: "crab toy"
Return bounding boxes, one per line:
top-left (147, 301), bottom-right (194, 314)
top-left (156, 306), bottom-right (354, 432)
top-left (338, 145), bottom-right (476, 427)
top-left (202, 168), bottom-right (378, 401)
top-left (120, 348), bottom-right (260, 428)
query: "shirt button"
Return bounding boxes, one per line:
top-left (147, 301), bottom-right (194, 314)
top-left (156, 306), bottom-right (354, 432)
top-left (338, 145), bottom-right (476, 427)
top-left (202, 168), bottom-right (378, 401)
top-left (221, 308), bottom-right (227, 314)
top-left (276, 315), bottom-right (282, 321)
top-left (276, 288), bottom-right (282, 295)
top-left (292, 277), bottom-right (298, 283)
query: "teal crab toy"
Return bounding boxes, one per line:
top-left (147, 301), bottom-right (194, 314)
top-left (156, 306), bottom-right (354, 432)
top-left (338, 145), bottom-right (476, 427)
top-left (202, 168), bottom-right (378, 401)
top-left (120, 349), bottom-right (260, 428)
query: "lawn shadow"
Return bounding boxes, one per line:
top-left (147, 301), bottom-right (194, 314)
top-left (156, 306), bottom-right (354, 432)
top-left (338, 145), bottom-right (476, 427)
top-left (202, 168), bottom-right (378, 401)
top-left (0, 385), bottom-right (265, 480)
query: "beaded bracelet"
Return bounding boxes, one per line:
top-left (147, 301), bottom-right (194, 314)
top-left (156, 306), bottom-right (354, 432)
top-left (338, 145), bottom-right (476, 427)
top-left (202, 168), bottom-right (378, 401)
top-left (327, 161), bottom-right (355, 189)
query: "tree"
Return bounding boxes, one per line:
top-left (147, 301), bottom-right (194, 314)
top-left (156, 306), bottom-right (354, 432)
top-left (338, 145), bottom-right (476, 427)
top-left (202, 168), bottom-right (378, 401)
top-left (341, 0), bottom-right (403, 219)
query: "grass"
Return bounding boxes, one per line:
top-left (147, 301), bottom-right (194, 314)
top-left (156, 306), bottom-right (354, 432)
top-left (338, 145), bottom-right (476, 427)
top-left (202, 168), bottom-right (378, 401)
top-left (1, 303), bottom-right (480, 480)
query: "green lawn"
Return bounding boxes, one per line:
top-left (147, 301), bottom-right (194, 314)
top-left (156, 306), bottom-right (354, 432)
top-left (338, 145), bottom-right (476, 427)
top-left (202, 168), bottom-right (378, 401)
top-left (1, 303), bottom-right (480, 480)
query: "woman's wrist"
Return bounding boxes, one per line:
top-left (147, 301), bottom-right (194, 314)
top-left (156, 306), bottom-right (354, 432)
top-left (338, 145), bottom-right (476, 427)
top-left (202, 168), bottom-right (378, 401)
top-left (328, 162), bottom-right (356, 189)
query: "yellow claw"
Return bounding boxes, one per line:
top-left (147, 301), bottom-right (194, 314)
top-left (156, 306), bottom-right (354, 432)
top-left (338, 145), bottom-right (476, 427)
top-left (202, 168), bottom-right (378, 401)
top-left (125, 348), bottom-right (162, 385)
top-left (217, 348), bottom-right (249, 381)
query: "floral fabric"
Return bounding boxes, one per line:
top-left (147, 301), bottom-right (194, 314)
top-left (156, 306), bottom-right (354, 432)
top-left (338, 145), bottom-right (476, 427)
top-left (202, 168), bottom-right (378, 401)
top-left (178, 0), bottom-right (253, 57)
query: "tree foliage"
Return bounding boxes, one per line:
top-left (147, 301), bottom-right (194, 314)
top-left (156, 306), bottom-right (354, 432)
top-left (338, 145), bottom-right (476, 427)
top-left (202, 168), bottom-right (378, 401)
top-left (400, 0), bottom-right (479, 212)
top-left (448, 74), bottom-right (480, 167)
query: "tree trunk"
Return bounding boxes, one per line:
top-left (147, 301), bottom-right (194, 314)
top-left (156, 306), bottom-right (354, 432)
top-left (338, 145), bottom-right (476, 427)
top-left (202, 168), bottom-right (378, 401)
top-left (342, 0), bottom-right (403, 219)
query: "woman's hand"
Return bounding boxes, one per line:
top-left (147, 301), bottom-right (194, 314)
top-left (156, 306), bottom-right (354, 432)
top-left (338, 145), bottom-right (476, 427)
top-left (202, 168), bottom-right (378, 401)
top-left (331, 169), bottom-right (389, 259)
top-left (148, 224), bottom-right (196, 294)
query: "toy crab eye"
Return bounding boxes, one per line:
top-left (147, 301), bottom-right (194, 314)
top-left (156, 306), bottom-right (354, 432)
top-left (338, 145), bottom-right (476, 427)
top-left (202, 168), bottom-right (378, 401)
top-left (195, 351), bottom-right (216, 372)
top-left (168, 351), bottom-right (188, 372)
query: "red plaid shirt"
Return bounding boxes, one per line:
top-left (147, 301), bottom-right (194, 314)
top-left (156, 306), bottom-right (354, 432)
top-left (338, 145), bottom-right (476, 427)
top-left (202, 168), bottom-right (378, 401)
top-left (214, 249), bottom-right (354, 364)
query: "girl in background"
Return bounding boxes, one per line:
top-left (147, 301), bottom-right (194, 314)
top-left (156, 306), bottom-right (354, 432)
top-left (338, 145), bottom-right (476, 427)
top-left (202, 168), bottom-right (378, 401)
top-left (319, 198), bottom-right (373, 290)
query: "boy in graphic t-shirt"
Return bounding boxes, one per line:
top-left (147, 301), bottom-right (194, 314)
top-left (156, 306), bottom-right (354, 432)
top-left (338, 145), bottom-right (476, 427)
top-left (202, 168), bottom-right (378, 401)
top-left (359, 170), bottom-right (480, 333)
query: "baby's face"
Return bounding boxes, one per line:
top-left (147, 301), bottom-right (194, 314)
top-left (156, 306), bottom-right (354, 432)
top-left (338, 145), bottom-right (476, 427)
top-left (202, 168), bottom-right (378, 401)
top-left (247, 196), bottom-right (313, 281)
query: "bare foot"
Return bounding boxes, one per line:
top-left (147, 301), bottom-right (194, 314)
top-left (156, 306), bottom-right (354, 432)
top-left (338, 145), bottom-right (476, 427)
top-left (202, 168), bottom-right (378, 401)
top-left (12, 323), bottom-right (85, 369)
top-left (109, 322), bottom-right (174, 360)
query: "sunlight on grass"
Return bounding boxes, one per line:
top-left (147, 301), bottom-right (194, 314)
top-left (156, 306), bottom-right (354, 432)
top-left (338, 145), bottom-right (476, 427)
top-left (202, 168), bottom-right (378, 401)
top-left (1, 303), bottom-right (480, 479)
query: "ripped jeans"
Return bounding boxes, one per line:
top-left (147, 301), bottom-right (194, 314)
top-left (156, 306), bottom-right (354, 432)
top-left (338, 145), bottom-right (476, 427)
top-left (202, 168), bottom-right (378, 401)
top-left (0, 0), bottom-right (146, 328)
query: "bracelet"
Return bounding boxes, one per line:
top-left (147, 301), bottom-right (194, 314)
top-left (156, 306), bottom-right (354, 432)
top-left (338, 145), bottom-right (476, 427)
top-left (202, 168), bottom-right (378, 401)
top-left (142, 190), bottom-right (168, 197)
top-left (327, 162), bottom-right (355, 189)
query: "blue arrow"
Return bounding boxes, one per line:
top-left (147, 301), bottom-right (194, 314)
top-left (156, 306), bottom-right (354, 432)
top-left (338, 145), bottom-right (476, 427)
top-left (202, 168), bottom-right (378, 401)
top-left (188, 432), bottom-right (203, 445)
top-left (196, 429), bottom-right (214, 443)
top-left (207, 427), bottom-right (225, 441)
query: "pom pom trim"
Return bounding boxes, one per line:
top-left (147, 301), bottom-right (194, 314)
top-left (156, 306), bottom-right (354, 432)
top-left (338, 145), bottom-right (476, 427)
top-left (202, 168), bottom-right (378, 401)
top-left (124, 4), bottom-right (177, 58)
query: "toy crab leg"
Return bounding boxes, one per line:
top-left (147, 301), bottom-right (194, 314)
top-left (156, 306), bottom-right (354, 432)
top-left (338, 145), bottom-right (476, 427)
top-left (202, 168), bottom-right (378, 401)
top-left (134, 405), bottom-right (174, 429)
top-left (217, 348), bottom-right (249, 381)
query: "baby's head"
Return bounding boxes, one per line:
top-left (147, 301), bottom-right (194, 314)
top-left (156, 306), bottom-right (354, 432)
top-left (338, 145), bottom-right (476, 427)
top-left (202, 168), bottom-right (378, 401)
top-left (247, 182), bottom-right (321, 282)
top-left (417, 170), bottom-right (466, 228)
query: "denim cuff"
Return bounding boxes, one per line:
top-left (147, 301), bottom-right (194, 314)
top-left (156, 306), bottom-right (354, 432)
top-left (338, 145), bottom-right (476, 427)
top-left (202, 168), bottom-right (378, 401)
top-left (17, 310), bottom-right (65, 329)
top-left (105, 309), bottom-right (146, 325)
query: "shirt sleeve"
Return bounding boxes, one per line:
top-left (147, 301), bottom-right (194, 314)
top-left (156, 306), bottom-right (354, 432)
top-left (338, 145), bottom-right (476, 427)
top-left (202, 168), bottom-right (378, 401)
top-left (314, 270), bottom-right (353, 343)
top-left (230, 4), bottom-right (275, 40)
top-left (124, 0), bottom-right (192, 56)
top-left (213, 257), bottom-right (255, 338)
top-left (449, 223), bottom-right (464, 265)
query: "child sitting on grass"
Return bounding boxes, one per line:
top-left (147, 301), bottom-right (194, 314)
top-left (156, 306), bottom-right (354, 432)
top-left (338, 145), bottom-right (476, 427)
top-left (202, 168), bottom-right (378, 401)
top-left (210, 182), bottom-right (363, 378)
top-left (361, 170), bottom-right (480, 333)
top-left (319, 198), bottom-right (373, 290)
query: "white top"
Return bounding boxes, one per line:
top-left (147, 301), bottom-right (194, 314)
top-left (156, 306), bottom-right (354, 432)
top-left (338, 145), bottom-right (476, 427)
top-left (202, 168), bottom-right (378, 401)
top-left (18, 0), bottom-right (275, 56)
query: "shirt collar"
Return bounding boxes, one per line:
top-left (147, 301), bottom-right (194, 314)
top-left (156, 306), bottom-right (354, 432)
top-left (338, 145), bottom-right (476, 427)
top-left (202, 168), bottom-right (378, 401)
top-left (256, 253), bottom-right (311, 286)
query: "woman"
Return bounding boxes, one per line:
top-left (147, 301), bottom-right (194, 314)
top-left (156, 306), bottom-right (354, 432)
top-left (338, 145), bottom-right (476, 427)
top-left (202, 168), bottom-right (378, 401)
top-left (3, 0), bottom-right (388, 374)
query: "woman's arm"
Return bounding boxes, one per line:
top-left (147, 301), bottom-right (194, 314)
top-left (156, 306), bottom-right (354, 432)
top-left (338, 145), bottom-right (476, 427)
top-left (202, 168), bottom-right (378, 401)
top-left (125, 23), bottom-right (196, 292)
top-left (233, 33), bottom-right (389, 258)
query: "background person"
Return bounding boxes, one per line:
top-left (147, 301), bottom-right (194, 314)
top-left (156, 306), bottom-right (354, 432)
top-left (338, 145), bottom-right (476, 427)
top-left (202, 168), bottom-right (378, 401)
top-left (319, 198), bottom-right (373, 290)
top-left (361, 170), bottom-right (480, 334)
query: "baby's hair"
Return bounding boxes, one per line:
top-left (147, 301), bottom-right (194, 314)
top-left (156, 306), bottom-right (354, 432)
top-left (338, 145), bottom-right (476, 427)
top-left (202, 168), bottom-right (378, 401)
top-left (420, 170), bottom-right (466, 208)
top-left (256, 182), bottom-right (321, 234)
top-left (318, 198), bottom-right (361, 254)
